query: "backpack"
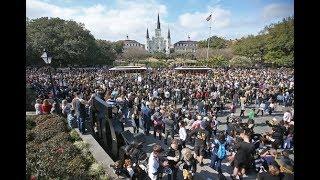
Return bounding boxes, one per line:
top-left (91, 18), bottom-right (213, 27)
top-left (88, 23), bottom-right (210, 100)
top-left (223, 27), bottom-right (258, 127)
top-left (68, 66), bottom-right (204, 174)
top-left (215, 140), bottom-right (226, 159)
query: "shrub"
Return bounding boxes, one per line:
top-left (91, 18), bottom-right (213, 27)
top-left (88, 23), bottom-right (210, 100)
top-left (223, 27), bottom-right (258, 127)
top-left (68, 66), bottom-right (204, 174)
top-left (26, 114), bottom-right (98, 179)
top-left (70, 129), bottom-right (81, 142)
top-left (73, 141), bottom-right (90, 151)
top-left (26, 131), bottom-right (35, 142)
top-left (32, 116), bottom-right (68, 143)
top-left (99, 174), bottom-right (111, 180)
top-left (66, 155), bottom-right (90, 179)
top-left (26, 116), bottom-right (36, 130)
top-left (89, 163), bottom-right (105, 176)
top-left (26, 85), bottom-right (37, 111)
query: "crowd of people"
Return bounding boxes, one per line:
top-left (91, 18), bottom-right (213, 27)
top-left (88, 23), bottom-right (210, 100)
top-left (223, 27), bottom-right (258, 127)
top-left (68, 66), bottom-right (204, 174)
top-left (27, 67), bottom-right (294, 180)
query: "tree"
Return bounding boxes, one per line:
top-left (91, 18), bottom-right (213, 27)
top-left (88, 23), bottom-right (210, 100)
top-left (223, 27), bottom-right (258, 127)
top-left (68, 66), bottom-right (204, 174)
top-left (122, 47), bottom-right (150, 62)
top-left (26, 17), bottom-right (119, 66)
top-left (199, 55), bottom-right (229, 67)
top-left (232, 35), bottom-right (266, 63)
top-left (195, 48), bottom-right (234, 60)
top-left (231, 16), bottom-right (293, 67)
top-left (152, 52), bottom-right (167, 60)
top-left (263, 17), bottom-right (294, 67)
top-left (197, 36), bottom-right (228, 49)
top-left (95, 40), bottom-right (117, 65)
top-left (229, 56), bottom-right (254, 67)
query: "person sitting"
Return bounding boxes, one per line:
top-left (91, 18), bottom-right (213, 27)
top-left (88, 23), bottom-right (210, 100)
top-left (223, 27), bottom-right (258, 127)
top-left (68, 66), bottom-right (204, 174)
top-left (181, 148), bottom-right (197, 180)
top-left (257, 161), bottom-right (282, 180)
top-left (41, 99), bottom-right (52, 114)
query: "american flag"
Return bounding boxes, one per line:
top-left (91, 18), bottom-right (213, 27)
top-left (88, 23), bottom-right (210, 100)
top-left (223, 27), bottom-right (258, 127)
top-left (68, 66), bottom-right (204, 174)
top-left (206, 14), bottom-right (212, 21)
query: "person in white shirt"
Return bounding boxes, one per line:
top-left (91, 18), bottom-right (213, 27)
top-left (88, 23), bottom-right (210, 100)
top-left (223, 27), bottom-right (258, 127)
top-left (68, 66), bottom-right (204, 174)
top-left (179, 121), bottom-right (187, 148)
top-left (34, 99), bottom-right (43, 115)
top-left (148, 144), bottom-right (168, 180)
top-left (283, 109), bottom-right (292, 123)
top-left (256, 101), bottom-right (266, 116)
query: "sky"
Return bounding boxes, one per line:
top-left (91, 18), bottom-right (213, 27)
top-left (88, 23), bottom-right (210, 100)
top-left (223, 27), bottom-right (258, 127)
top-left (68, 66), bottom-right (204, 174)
top-left (26, 0), bottom-right (294, 44)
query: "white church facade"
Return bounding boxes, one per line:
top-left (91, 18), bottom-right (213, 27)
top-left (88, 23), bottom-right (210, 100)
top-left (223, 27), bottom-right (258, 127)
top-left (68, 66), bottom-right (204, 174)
top-left (145, 14), bottom-right (171, 55)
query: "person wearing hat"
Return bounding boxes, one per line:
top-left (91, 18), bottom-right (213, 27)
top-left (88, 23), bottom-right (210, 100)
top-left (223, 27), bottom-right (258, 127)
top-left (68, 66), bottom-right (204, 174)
top-left (188, 120), bottom-right (210, 166)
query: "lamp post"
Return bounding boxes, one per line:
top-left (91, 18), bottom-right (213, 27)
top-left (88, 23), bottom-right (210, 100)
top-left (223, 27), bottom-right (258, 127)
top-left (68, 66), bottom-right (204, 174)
top-left (41, 49), bottom-right (56, 101)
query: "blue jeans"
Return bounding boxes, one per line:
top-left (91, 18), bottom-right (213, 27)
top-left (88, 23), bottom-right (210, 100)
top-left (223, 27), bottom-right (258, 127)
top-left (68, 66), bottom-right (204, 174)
top-left (210, 153), bottom-right (223, 172)
top-left (77, 117), bottom-right (85, 133)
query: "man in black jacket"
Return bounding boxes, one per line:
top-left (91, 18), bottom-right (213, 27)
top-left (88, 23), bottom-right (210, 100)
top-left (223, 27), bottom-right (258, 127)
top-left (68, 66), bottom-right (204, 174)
top-left (166, 139), bottom-right (181, 180)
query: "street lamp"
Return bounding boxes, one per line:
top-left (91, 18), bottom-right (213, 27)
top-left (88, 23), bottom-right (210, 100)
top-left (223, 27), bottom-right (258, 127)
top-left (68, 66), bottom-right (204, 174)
top-left (41, 49), bottom-right (57, 102)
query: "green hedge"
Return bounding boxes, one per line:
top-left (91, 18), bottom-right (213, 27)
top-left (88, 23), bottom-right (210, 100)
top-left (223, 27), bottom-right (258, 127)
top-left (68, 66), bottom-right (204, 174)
top-left (26, 85), bottom-right (37, 111)
top-left (26, 115), bottom-right (107, 179)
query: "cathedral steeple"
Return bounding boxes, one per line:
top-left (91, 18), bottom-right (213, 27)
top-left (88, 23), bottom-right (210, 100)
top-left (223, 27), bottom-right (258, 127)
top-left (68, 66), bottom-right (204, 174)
top-left (167, 29), bottom-right (171, 39)
top-left (146, 28), bottom-right (149, 38)
top-left (157, 13), bottom-right (161, 29)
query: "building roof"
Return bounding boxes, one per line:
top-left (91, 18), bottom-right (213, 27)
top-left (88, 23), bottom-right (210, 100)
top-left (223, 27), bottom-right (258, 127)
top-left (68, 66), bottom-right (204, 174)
top-left (174, 40), bottom-right (197, 45)
top-left (121, 39), bottom-right (142, 45)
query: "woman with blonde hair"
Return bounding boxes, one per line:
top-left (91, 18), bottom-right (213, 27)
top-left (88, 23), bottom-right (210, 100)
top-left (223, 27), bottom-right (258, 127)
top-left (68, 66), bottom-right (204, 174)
top-left (181, 148), bottom-right (197, 180)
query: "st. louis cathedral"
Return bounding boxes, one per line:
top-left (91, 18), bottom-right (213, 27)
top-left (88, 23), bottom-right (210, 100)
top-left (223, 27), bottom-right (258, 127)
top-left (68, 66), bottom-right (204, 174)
top-left (145, 14), bottom-right (171, 55)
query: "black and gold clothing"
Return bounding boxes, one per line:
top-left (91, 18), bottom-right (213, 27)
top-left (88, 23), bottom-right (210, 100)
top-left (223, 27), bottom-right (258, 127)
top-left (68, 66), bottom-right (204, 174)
top-left (189, 128), bottom-right (210, 147)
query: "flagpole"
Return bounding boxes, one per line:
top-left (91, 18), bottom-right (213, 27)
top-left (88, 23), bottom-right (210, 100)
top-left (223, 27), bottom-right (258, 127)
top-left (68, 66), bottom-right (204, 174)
top-left (206, 13), bottom-right (212, 62)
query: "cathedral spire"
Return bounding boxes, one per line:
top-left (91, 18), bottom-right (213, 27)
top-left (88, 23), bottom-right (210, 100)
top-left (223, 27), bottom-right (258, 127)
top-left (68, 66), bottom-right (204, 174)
top-left (167, 29), bottom-right (170, 39)
top-left (146, 28), bottom-right (149, 38)
top-left (157, 13), bottom-right (161, 29)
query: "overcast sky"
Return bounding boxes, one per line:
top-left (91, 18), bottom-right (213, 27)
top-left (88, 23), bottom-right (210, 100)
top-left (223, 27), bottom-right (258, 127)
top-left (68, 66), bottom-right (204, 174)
top-left (27, 0), bottom-right (294, 44)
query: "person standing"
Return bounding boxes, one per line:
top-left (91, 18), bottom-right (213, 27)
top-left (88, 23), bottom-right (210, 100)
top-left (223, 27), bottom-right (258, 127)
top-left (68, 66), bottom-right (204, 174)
top-left (210, 133), bottom-right (228, 173)
top-left (148, 144), bottom-right (168, 180)
top-left (239, 95), bottom-right (246, 117)
top-left (189, 121), bottom-right (210, 166)
top-left (231, 128), bottom-right (255, 180)
top-left (141, 102), bottom-right (152, 135)
top-left (131, 107), bottom-right (140, 133)
top-left (163, 111), bottom-right (175, 145)
top-left (179, 121), bottom-right (187, 148)
top-left (166, 139), bottom-right (181, 180)
top-left (72, 91), bottom-right (87, 134)
top-left (152, 108), bottom-right (164, 140)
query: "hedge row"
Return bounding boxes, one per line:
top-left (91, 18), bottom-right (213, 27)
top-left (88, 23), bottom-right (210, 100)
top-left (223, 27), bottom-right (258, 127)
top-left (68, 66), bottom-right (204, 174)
top-left (26, 115), bottom-right (108, 179)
